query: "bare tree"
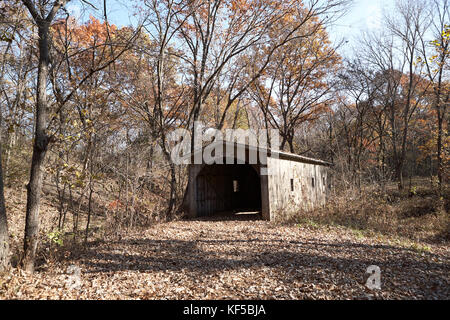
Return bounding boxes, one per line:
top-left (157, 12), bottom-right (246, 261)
top-left (19, 0), bottom-right (70, 273)
top-left (172, 0), bottom-right (350, 152)
top-left (359, 0), bottom-right (431, 190)
top-left (418, 0), bottom-right (449, 196)
top-left (0, 137), bottom-right (9, 271)
top-left (385, 0), bottom-right (431, 189)
top-left (20, 0), bottom-right (141, 272)
top-left (248, 18), bottom-right (341, 153)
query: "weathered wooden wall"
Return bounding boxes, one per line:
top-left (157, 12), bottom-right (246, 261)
top-left (185, 147), bottom-right (330, 221)
top-left (266, 157), bottom-right (329, 221)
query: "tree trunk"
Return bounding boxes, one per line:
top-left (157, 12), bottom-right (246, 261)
top-left (84, 186), bottom-right (93, 246)
top-left (287, 136), bottom-right (294, 153)
top-left (160, 136), bottom-right (177, 220)
top-left (437, 113), bottom-right (443, 196)
top-left (3, 127), bottom-right (15, 183)
top-left (396, 161), bottom-right (404, 191)
top-left (20, 23), bottom-right (51, 273)
top-left (0, 141), bottom-right (10, 271)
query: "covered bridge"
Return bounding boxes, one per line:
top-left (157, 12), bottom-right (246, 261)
top-left (183, 141), bottom-right (332, 221)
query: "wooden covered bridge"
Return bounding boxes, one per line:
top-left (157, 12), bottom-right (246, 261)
top-left (183, 141), bottom-right (332, 221)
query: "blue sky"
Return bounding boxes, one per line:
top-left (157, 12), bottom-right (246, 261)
top-left (66, 0), bottom-right (396, 58)
top-left (328, 0), bottom-right (395, 56)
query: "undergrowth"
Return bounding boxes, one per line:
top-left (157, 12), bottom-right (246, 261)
top-left (294, 180), bottom-right (449, 245)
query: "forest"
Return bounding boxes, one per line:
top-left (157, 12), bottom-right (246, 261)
top-left (0, 0), bottom-right (448, 300)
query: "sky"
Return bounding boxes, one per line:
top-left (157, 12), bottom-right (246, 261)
top-left (327, 0), bottom-right (395, 56)
top-left (66, 0), bottom-right (397, 58)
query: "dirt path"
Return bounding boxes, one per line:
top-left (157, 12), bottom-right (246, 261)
top-left (1, 216), bottom-right (449, 299)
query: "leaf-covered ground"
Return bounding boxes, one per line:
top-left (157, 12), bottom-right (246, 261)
top-left (1, 215), bottom-right (449, 299)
